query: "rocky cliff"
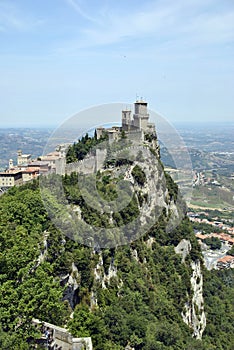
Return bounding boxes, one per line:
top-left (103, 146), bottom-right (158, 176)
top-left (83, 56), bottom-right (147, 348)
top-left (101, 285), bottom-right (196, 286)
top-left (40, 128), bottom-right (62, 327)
top-left (2, 133), bottom-right (226, 350)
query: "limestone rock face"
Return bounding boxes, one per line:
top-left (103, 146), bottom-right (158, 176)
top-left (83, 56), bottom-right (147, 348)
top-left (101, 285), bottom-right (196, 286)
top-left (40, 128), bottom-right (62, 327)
top-left (182, 260), bottom-right (206, 339)
top-left (93, 252), bottom-right (119, 290)
top-left (175, 239), bottom-right (192, 263)
top-left (62, 263), bottom-right (80, 309)
top-left (61, 136), bottom-right (206, 342)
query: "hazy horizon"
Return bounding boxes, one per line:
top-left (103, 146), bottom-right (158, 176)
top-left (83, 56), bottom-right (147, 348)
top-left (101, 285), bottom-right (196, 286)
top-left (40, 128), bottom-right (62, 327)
top-left (1, 120), bottom-right (233, 130)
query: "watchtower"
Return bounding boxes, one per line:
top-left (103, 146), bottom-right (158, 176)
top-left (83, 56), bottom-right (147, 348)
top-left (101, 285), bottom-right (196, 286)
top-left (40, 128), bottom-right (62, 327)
top-left (133, 100), bottom-right (149, 131)
top-left (17, 150), bottom-right (22, 166)
top-left (122, 109), bottom-right (132, 131)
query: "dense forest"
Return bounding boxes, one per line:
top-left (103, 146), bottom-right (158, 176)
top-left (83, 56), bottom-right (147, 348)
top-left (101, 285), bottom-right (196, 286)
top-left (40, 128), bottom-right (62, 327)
top-left (0, 180), bottom-right (233, 349)
top-left (0, 133), bottom-right (233, 349)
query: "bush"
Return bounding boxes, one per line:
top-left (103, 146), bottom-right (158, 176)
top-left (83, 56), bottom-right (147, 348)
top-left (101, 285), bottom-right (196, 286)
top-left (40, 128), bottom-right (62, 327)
top-left (204, 237), bottom-right (221, 250)
top-left (131, 165), bottom-right (146, 186)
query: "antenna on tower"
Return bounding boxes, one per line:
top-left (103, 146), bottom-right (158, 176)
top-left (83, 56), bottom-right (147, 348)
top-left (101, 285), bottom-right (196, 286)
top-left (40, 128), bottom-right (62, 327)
top-left (136, 93), bottom-right (139, 102)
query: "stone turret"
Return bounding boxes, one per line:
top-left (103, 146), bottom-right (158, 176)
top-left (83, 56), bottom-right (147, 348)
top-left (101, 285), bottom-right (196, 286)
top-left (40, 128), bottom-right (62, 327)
top-left (121, 99), bottom-right (155, 135)
top-left (17, 150), bottom-right (31, 166)
top-left (122, 109), bottom-right (132, 131)
top-left (17, 150), bottom-right (22, 165)
top-left (94, 99), bottom-right (156, 146)
top-left (9, 159), bottom-right (14, 169)
top-left (133, 100), bottom-right (150, 132)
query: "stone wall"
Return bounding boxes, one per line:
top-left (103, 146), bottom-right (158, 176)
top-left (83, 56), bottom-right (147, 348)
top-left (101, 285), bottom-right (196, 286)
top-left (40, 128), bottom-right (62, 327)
top-left (66, 157), bottom-right (97, 175)
top-left (32, 318), bottom-right (93, 350)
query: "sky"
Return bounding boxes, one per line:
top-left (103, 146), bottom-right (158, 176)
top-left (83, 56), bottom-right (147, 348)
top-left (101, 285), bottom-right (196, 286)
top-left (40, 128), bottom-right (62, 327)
top-left (0, 0), bottom-right (233, 127)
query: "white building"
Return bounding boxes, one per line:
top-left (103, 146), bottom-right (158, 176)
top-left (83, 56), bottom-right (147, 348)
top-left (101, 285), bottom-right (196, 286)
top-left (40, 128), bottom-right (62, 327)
top-left (17, 150), bottom-right (31, 165)
top-left (0, 170), bottom-right (23, 187)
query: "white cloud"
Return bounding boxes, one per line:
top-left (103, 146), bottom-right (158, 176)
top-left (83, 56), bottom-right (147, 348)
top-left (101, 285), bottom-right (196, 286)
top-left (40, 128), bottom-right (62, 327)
top-left (65, 0), bottom-right (102, 24)
top-left (0, 2), bottom-right (44, 32)
top-left (62, 0), bottom-right (234, 51)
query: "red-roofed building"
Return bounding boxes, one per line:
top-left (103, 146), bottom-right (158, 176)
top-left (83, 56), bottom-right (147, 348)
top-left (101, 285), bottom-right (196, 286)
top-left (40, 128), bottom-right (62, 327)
top-left (217, 255), bottom-right (234, 269)
top-left (195, 233), bottom-right (208, 240)
top-left (211, 233), bottom-right (234, 245)
top-left (22, 168), bottom-right (40, 182)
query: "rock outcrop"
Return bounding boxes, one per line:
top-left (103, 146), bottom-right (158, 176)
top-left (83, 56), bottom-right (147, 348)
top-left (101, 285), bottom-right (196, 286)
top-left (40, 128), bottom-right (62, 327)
top-left (62, 263), bottom-right (80, 310)
top-left (182, 260), bottom-right (206, 339)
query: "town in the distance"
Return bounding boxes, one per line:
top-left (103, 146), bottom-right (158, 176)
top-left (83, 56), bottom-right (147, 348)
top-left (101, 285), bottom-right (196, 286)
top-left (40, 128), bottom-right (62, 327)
top-left (0, 100), bottom-right (233, 271)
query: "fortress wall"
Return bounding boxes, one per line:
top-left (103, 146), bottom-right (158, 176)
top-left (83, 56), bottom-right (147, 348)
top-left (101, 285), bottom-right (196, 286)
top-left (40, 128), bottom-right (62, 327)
top-left (66, 157), bottom-right (96, 175)
top-left (127, 130), bottom-right (144, 142)
top-left (55, 157), bottom-right (66, 175)
top-left (65, 149), bottom-right (107, 175)
top-left (32, 318), bottom-right (92, 350)
top-left (95, 149), bottom-right (107, 171)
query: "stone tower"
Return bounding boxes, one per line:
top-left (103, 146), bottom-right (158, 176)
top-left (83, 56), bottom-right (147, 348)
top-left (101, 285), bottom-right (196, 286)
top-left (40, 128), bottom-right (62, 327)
top-left (133, 100), bottom-right (149, 132)
top-left (9, 159), bottom-right (14, 169)
top-left (17, 150), bottom-right (22, 166)
top-left (122, 109), bottom-right (132, 131)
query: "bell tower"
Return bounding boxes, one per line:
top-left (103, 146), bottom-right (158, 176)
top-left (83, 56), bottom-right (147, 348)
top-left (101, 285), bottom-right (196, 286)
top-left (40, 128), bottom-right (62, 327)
top-left (17, 150), bottom-right (22, 166)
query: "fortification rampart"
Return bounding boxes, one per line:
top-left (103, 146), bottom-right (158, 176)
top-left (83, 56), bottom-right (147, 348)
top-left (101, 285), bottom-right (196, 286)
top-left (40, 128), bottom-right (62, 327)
top-left (61, 144), bottom-right (159, 176)
top-left (32, 318), bottom-right (93, 350)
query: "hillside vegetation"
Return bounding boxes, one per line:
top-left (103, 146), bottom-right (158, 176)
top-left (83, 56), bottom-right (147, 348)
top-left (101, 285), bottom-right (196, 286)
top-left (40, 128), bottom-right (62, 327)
top-left (0, 134), bottom-right (233, 349)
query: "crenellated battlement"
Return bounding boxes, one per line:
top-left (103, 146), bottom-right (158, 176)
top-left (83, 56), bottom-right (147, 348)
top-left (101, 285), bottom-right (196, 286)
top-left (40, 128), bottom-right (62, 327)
top-left (96, 99), bottom-right (156, 144)
top-left (122, 100), bottom-right (154, 134)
